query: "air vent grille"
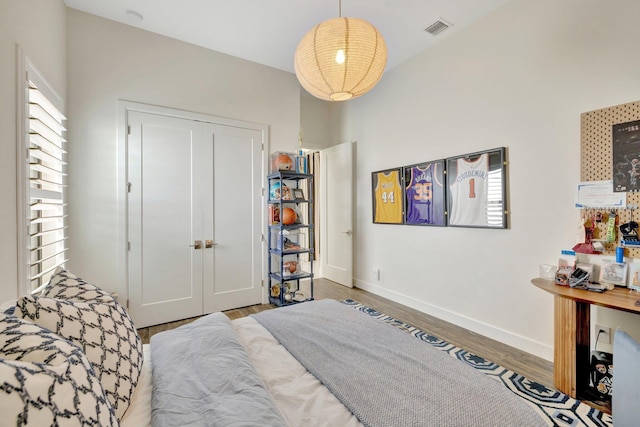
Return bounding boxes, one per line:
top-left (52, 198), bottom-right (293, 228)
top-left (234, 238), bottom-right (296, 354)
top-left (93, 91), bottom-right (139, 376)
top-left (424, 20), bottom-right (450, 36)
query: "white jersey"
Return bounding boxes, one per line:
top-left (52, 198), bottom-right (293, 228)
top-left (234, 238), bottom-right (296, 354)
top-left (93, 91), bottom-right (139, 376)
top-left (449, 154), bottom-right (489, 226)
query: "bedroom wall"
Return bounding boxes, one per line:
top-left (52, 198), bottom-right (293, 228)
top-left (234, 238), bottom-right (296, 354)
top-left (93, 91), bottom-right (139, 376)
top-left (65, 9), bottom-right (301, 301)
top-left (338, 0), bottom-right (640, 360)
top-left (0, 0), bottom-right (67, 302)
top-left (300, 91), bottom-right (333, 151)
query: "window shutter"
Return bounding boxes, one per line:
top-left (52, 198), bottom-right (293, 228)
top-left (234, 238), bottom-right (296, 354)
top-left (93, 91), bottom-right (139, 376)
top-left (19, 53), bottom-right (68, 293)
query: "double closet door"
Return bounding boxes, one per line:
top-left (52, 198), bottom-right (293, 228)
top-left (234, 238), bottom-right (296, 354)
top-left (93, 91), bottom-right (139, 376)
top-left (127, 111), bottom-right (263, 328)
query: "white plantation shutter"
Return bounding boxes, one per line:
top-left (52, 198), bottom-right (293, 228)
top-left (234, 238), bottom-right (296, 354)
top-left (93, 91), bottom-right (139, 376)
top-left (18, 51), bottom-right (68, 293)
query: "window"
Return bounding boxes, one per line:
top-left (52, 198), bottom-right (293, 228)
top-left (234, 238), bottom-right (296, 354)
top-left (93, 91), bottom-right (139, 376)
top-left (17, 48), bottom-right (67, 294)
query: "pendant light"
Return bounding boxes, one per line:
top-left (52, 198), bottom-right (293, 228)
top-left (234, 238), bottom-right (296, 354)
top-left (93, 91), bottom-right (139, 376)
top-left (294, 0), bottom-right (387, 101)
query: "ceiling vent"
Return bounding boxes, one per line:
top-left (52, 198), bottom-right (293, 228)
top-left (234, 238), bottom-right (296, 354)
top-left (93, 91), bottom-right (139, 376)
top-left (424, 19), bottom-right (451, 36)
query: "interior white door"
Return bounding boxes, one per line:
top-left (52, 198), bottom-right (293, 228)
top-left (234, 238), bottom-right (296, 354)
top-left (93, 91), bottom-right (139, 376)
top-left (127, 112), bottom-right (264, 327)
top-left (128, 112), bottom-right (205, 328)
top-left (320, 141), bottom-right (354, 287)
top-left (203, 123), bottom-right (263, 313)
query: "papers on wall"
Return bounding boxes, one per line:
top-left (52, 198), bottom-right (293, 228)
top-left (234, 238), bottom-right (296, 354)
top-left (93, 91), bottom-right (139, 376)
top-left (575, 181), bottom-right (626, 208)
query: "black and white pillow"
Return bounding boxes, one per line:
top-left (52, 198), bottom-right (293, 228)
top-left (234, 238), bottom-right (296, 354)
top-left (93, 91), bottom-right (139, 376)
top-left (42, 267), bottom-right (113, 303)
top-left (0, 313), bottom-right (118, 426)
top-left (16, 288), bottom-right (143, 420)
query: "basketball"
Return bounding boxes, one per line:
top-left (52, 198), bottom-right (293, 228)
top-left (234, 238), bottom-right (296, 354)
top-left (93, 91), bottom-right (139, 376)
top-left (276, 154), bottom-right (293, 171)
top-left (282, 207), bottom-right (297, 225)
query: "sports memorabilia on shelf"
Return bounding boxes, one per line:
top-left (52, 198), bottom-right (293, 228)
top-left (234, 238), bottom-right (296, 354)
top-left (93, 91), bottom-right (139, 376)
top-left (267, 171), bottom-right (314, 307)
top-left (372, 168), bottom-right (404, 224)
top-left (270, 151), bottom-right (296, 172)
top-left (446, 147), bottom-right (508, 229)
top-left (403, 160), bottom-right (446, 226)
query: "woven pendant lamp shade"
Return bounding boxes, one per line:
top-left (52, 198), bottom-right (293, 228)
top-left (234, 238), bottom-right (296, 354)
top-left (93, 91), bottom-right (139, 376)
top-left (294, 17), bottom-right (387, 101)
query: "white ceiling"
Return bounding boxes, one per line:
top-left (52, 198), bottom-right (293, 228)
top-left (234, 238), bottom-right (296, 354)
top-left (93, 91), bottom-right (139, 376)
top-left (63, 0), bottom-right (511, 73)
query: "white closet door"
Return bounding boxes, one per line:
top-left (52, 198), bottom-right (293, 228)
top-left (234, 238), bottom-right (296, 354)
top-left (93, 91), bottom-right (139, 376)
top-left (203, 123), bottom-right (263, 313)
top-left (128, 111), bottom-right (205, 328)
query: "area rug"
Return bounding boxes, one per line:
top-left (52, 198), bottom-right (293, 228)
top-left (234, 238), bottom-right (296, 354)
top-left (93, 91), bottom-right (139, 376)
top-left (342, 299), bottom-right (613, 427)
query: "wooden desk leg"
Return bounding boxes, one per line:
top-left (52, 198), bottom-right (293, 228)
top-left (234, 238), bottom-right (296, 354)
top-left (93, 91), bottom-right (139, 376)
top-left (553, 295), bottom-right (590, 398)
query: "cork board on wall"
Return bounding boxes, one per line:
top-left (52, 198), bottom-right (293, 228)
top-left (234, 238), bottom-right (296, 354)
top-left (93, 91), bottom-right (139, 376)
top-left (581, 101), bottom-right (640, 257)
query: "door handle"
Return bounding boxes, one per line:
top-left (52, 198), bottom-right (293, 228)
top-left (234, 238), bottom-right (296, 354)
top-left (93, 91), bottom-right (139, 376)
top-left (189, 240), bottom-right (202, 250)
top-left (342, 230), bottom-right (353, 236)
top-left (205, 240), bottom-right (218, 248)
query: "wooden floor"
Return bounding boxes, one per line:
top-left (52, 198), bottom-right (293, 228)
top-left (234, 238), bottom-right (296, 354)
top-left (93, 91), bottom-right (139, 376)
top-left (138, 278), bottom-right (554, 389)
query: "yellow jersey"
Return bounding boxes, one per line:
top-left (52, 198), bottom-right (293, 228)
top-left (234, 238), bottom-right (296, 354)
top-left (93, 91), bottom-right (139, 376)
top-left (374, 170), bottom-right (403, 223)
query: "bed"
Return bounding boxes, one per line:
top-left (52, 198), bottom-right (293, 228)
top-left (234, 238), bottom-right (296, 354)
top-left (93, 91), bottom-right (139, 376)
top-left (146, 299), bottom-right (546, 427)
top-left (0, 268), bottom-right (608, 426)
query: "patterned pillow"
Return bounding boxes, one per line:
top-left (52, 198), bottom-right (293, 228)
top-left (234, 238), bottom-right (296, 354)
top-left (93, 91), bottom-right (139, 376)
top-left (15, 294), bottom-right (143, 420)
top-left (0, 313), bottom-right (118, 426)
top-left (42, 267), bottom-right (113, 303)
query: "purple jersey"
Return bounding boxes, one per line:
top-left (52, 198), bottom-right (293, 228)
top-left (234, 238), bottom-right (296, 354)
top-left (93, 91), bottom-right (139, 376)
top-left (405, 163), bottom-right (444, 225)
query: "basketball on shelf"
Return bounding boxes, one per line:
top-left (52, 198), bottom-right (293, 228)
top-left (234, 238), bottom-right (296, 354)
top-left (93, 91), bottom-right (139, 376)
top-left (282, 208), bottom-right (297, 225)
top-left (276, 154), bottom-right (293, 171)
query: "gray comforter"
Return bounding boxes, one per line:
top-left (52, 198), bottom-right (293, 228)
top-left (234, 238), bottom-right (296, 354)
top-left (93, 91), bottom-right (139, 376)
top-left (150, 312), bottom-right (287, 427)
top-left (253, 300), bottom-right (545, 427)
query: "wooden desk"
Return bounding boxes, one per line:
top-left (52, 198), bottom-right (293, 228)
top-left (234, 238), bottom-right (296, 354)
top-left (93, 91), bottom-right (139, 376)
top-left (532, 278), bottom-right (640, 409)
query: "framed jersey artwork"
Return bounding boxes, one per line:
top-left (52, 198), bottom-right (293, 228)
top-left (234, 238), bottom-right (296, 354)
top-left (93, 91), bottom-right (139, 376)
top-left (403, 160), bottom-right (446, 226)
top-left (446, 147), bottom-right (508, 229)
top-left (372, 168), bottom-right (404, 224)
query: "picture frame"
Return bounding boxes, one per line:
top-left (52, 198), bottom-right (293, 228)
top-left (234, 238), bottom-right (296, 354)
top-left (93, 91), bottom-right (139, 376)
top-left (612, 119), bottom-right (640, 192)
top-left (403, 160), bottom-right (446, 226)
top-left (628, 263), bottom-right (640, 291)
top-left (372, 167), bottom-right (404, 224)
top-left (446, 147), bottom-right (508, 229)
top-left (599, 260), bottom-right (628, 287)
top-left (292, 189), bottom-right (305, 200)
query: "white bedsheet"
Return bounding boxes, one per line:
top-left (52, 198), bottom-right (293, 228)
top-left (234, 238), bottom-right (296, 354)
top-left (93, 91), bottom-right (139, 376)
top-left (233, 316), bottom-right (363, 427)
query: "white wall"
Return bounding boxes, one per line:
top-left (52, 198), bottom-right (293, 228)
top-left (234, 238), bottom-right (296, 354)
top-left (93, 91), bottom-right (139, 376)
top-left (339, 0), bottom-right (640, 360)
top-left (66, 9), bottom-right (301, 301)
top-left (0, 0), bottom-right (67, 301)
top-left (300, 91), bottom-right (333, 150)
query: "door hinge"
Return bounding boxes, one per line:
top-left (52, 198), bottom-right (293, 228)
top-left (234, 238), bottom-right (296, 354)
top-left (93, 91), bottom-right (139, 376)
top-left (261, 279), bottom-right (264, 288)
top-left (127, 182), bottom-right (132, 193)
top-left (127, 242), bottom-right (131, 251)
top-left (127, 125), bottom-right (131, 135)
top-left (126, 299), bottom-right (129, 309)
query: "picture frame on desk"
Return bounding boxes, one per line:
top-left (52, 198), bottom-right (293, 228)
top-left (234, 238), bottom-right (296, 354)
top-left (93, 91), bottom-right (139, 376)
top-left (599, 260), bottom-right (628, 287)
top-left (628, 263), bottom-right (640, 291)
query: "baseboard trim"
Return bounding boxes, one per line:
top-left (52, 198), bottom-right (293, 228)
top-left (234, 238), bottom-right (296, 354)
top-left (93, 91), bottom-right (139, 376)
top-left (354, 279), bottom-right (553, 361)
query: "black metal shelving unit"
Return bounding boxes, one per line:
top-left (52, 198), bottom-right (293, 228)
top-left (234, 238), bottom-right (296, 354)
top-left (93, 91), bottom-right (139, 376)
top-left (267, 171), bottom-right (314, 306)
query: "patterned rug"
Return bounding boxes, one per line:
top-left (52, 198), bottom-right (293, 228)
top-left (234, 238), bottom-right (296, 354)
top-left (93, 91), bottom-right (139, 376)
top-left (342, 299), bottom-right (613, 427)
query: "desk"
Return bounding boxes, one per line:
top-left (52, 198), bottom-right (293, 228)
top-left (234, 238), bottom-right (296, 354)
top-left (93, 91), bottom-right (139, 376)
top-left (532, 278), bottom-right (640, 410)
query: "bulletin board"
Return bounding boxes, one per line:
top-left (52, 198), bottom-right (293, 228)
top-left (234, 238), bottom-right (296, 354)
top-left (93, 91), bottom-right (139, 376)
top-left (581, 101), bottom-right (640, 257)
